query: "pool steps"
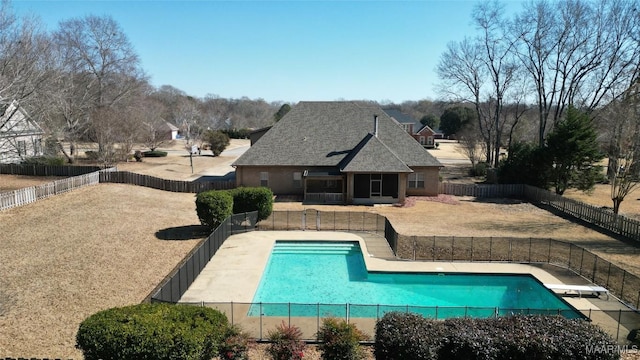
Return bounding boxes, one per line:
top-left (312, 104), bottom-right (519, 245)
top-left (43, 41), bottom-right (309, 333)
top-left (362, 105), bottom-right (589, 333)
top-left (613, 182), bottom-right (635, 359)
top-left (272, 242), bottom-right (360, 255)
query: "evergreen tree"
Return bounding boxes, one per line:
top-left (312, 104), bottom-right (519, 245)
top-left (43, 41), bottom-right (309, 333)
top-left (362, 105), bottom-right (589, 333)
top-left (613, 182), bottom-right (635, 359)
top-left (545, 106), bottom-right (603, 195)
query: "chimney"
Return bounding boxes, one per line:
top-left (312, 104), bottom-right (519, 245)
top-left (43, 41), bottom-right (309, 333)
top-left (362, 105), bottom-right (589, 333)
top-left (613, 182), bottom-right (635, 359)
top-left (374, 115), bottom-right (379, 137)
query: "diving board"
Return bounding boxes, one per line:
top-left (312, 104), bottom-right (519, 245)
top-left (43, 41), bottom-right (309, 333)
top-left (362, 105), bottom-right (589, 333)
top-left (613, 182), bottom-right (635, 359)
top-left (544, 284), bottom-right (609, 300)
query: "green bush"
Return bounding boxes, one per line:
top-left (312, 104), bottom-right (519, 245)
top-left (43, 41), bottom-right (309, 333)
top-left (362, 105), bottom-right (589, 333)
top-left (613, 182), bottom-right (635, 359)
top-left (76, 303), bottom-right (229, 360)
top-left (375, 312), bottom-right (444, 360)
top-left (229, 187), bottom-right (274, 221)
top-left (267, 321), bottom-right (306, 360)
top-left (196, 190), bottom-right (233, 230)
top-left (317, 318), bottom-right (368, 360)
top-left (375, 313), bottom-right (619, 360)
top-left (22, 156), bottom-right (65, 166)
top-left (143, 150), bottom-right (168, 157)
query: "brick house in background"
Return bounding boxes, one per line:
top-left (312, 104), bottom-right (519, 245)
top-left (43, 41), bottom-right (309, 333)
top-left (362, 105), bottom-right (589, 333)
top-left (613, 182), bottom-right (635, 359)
top-left (383, 108), bottom-right (442, 148)
top-left (0, 100), bottom-right (44, 164)
top-left (233, 101), bottom-right (443, 204)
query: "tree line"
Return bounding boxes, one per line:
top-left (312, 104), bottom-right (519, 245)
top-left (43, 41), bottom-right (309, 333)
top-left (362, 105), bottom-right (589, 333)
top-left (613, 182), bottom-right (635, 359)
top-left (0, 1), bottom-right (284, 164)
top-left (433, 0), bottom-right (640, 214)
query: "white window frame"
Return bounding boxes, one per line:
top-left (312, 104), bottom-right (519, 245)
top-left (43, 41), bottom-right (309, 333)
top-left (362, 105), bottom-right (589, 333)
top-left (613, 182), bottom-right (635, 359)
top-left (260, 172), bottom-right (269, 187)
top-left (408, 172), bottom-right (425, 188)
top-left (17, 140), bottom-right (26, 156)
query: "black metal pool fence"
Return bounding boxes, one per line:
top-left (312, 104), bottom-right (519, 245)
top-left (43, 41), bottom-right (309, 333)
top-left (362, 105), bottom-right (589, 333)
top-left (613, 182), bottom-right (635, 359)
top-left (178, 301), bottom-right (640, 345)
top-left (150, 209), bottom-right (640, 345)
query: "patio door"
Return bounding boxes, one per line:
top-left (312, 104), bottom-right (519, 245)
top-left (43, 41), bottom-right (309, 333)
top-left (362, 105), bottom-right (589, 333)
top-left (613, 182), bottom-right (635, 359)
top-left (370, 174), bottom-right (382, 197)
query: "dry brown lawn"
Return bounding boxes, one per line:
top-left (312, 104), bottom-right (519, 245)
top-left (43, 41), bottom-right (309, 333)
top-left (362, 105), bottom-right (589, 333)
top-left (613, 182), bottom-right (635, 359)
top-left (0, 175), bottom-right (65, 192)
top-left (2, 139), bottom-right (640, 358)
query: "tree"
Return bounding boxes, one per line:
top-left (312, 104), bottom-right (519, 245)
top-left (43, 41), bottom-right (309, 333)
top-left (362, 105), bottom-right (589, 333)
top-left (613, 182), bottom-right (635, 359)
top-left (52, 15), bottom-right (146, 160)
top-left (512, 0), bottom-right (640, 146)
top-left (202, 130), bottom-right (229, 156)
top-left (439, 106), bottom-right (475, 138)
top-left (605, 82), bottom-right (640, 214)
top-left (274, 103), bottom-right (291, 122)
top-left (420, 114), bottom-right (439, 130)
top-left (545, 106), bottom-right (603, 195)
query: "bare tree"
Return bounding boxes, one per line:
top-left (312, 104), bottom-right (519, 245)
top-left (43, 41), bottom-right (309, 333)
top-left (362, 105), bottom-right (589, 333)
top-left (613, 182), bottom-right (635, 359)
top-left (51, 15), bottom-right (146, 160)
top-left (513, 0), bottom-right (640, 145)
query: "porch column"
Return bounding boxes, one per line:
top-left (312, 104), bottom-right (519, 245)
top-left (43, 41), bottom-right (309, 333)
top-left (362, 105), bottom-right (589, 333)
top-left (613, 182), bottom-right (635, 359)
top-left (346, 173), bottom-right (354, 204)
top-left (398, 173), bottom-right (407, 203)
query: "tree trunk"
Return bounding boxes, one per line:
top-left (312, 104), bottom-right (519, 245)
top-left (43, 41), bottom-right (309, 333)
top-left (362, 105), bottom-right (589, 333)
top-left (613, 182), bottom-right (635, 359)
top-left (613, 198), bottom-right (622, 215)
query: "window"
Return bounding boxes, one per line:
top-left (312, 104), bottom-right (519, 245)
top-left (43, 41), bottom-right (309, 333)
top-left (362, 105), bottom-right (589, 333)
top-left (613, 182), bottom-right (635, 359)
top-left (260, 172), bottom-right (269, 187)
top-left (17, 140), bottom-right (26, 156)
top-left (408, 172), bottom-right (425, 188)
top-left (33, 138), bottom-right (42, 155)
top-left (419, 136), bottom-right (425, 145)
top-left (427, 136), bottom-right (434, 146)
top-left (293, 172), bottom-right (302, 188)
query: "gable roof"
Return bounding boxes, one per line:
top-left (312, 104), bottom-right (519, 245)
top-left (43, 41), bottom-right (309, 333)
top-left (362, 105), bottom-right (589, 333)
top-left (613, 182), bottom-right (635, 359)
top-left (383, 108), bottom-right (419, 125)
top-left (0, 100), bottom-right (44, 137)
top-left (233, 101), bottom-right (442, 171)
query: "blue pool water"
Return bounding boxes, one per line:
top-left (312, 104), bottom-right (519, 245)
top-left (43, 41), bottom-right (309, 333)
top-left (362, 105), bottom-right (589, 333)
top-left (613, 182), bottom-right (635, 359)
top-left (249, 241), bottom-right (583, 319)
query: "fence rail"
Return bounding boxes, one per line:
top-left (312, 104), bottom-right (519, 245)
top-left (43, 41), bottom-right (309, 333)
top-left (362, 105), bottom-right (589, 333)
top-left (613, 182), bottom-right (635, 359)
top-left (440, 182), bottom-right (524, 198)
top-left (523, 185), bottom-right (640, 242)
top-left (99, 171), bottom-right (235, 193)
top-left (149, 211), bottom-right (259, 303)
top-left (0, 171), bottom-right (100, 211)
top-left (0, 163), bottom-right (103, 176)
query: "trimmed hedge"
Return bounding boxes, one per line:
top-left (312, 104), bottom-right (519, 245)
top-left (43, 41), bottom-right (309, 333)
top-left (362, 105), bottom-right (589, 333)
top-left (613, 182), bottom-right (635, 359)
top-left (375, 312), bottom-right (619, 360)
top-left (229, 186), bottom-right (274, 221)
top-left (22, 156), bottom-right (66, 166)
top-left (142, 150), bottom-right (168, 157)
top-left (196, 190), bottom-right (233, 230)
top-left (76, 303), bottom-right (229, 360)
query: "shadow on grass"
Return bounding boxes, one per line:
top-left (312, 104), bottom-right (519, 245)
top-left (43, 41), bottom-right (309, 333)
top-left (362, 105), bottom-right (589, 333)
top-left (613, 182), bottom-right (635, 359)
top-left (155, 225), bottom-right (210, 240)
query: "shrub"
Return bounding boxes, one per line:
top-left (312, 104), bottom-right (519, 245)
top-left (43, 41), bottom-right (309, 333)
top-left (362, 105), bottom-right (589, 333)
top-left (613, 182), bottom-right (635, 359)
top-left (196, 190), bottom-right (233, 230)
top-left (375, 312), bottom-right (444, 360)
top-left (229, 187), bottom-right (274, 221)
top-left (266, 321), bottom-right (306, 360)
top-left (471, 162), bottom-right (487, 177)
top-left (219, 325), bottom-right (252, 360)
top-left (84, 150), bottom-right (99, 160)
top-left (317, 318), bottom-right (368, 360)
top-left (22, 156), bottom-right (65, 166)
top-left (143, 150), bottom-right (168, 157)
top-left (76, 303), bottom-right (229, 360)
top-left (375, 313), bottom-right (620, 360)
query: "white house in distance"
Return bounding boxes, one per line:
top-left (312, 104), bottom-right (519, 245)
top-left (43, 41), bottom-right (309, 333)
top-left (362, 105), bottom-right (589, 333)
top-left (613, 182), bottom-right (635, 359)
top-left (0, 100), bottom-right (45, 164)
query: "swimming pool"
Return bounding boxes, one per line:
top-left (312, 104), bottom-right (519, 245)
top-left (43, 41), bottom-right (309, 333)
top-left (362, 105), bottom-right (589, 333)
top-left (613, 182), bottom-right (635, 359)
top-left (249, 241), bottom-right (583, 319)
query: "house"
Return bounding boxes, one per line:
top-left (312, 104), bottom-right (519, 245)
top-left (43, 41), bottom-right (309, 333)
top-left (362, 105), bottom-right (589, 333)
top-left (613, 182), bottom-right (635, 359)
top-left (383, 108), bottom-right (442, 148)
top-left (158, 121), bottom-right (179, 141)
top-left (0, 100), bottom-right (44, 164)
top-left (233, 101), bottom-right (443, 204)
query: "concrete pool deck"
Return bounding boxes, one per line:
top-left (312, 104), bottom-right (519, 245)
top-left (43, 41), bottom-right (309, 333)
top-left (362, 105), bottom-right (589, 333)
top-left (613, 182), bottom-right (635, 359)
top-left (179, 231), bottom-right (614, 312)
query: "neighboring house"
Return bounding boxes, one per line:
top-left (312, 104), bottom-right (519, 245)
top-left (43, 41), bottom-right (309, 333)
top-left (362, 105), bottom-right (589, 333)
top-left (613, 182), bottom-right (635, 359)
top-left (383, 109), bottom-right (443, 148)
top-left (233, 101), bottom-right (443, 204)
top-left (0, 100), bottom-right (44, 164)
top-left (249, 126), bottom-right (272, 146)
top-left (158, 121), bottom-right (179, 141)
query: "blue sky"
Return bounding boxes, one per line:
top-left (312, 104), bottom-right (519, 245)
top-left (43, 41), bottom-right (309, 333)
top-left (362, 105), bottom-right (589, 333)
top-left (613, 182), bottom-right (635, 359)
top-left (14, 0), bottom-right (521, 103)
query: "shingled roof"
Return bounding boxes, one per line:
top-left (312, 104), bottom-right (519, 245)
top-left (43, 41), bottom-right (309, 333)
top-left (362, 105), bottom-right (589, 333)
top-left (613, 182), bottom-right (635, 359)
top-left (233, 101), bottom-right (442, 171)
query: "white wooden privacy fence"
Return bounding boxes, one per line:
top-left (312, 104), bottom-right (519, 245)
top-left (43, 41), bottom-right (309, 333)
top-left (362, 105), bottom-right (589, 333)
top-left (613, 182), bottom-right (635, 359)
top-left (0, 171), bottom-right (100, 211)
